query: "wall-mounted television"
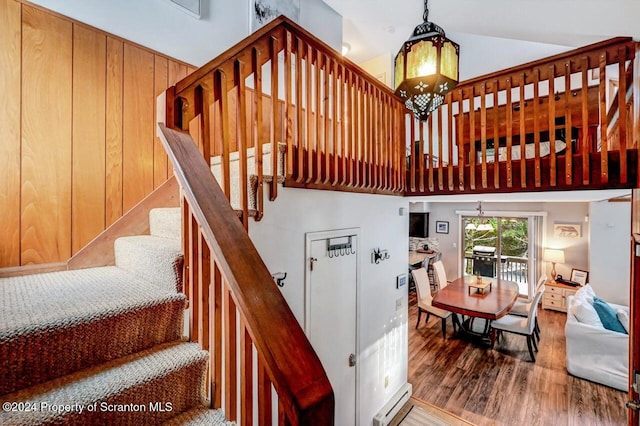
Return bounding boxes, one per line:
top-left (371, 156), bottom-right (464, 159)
top-left (409, 212), bottom-right (429, 238)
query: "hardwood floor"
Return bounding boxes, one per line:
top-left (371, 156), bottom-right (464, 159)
top-left (408, 292), bottom-right (628, 425)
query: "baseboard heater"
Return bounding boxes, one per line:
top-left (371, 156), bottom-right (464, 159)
top-left (373, 383), bottom-right (412, 426)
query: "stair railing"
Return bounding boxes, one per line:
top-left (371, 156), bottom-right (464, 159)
top-left (164, 16), bottom-right (406, 231)
top-left (157, 123), bottom-right (334, 425)
top-left (404, 37), bottom-right (639, 195)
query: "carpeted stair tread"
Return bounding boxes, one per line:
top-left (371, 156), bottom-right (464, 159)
top-left (0, 266), bottom-right (186, 395)
top-left (162, 407), bottom-right (235, 425)
top-left (150, 208), bottom-right (181, 241)
top-left (115, 235), bottom-right (183, 292)
top-left (0, 342), bottom-right (207, 426)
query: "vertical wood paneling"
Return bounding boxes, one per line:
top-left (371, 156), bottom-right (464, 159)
top-left (2, 1), bottom-right (192, 268)
top-left (105, 37), bottom-right (124, 227)
top-left (0, 0), bottom-right (21, 267)
top-left (123, 44), bottom-right (154, 212)
top-left (21, 6), bottom-right (72, 264)
top-left (154, 56), bottom-right (169, 188)
top-left (72, 25), bottom-right (106, 254)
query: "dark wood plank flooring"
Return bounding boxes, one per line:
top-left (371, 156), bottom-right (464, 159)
top-left (408, 292), bottom-right (628, 425)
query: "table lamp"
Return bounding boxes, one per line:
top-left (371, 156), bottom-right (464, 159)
top-left (543, 249), bottom-right (565, 283)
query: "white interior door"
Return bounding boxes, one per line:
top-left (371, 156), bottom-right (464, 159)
top-left (306, 229), bottom-right (358, 426)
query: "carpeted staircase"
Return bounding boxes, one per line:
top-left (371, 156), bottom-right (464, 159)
top-left (0, 208), bottom-right (233, 425)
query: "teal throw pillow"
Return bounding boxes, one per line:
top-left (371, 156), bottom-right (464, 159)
top-left (592, 297), bottom-right (627, 334)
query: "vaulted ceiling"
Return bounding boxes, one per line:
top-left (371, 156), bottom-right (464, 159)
top-left (325, 0), bottom-right (640, 79)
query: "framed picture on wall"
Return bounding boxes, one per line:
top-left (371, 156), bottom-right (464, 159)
top-left (570, 268), bottom-right (589, 286)
top-left (250, 0), bottom-right (300, 32)
top-left (435, 221), bottom-right (449, 234)
top-left (554, 223), bottom-right (581, 238)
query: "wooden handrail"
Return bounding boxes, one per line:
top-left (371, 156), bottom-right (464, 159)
top-left (166, 15), bottom-right (406, 211)
top-left (157, 123), bottom-right (334, 425)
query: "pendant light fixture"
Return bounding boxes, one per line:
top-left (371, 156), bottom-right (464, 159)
top-left (394, 0), bottom-right (459, 120)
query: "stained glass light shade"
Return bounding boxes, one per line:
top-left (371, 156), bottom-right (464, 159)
top-left (394, 16), bottom-right (459, 121)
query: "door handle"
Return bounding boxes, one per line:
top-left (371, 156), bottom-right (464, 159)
top-left (349, 353), bottom-right (356, 367)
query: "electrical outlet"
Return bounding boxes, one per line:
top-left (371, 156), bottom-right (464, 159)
top-left (384, 375), bottom-right (390, 388)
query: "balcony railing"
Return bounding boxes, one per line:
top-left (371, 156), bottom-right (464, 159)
top-left (405, 37), bottom-right (639, 196)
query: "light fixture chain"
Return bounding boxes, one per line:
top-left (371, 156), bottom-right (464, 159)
top-left (423, 0), bottom-right (429, 22)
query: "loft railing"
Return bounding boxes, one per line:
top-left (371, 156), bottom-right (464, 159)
top-left (157, 124), bottom-right (334, 425)
top-left (164, 16), bottom-right (406, 226)
top-left (405, 37), bottom-right (640, 196)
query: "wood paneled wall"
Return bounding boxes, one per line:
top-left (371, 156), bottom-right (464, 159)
top-left (0, 1), bottom-right (194, 267)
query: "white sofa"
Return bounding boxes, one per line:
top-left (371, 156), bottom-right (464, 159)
top-left (565, 290), bottom-right (629, 391)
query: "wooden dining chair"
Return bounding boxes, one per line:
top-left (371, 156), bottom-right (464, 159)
top-left (509, 275), bottom-right (546, 341)
top-left (411, 267), bottom-right (454, 339)
top-left (432, 260), bottom-right (448, 291)
top-left (490, 286), bottom-right (546, 362)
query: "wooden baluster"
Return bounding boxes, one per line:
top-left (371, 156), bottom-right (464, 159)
top-left (295, 37), bottom-right (304, 183)
top-left (457, 91), bottom-right (465, 190)
top-left (480, 83), bottom-right (487, 188)
top-left (332, 59), bottom-right (339, 186)
top-left (215, 70), bottom-right (232, 200)
top-left (533, 68), bottom-right (541, 187)
top-left (519, 74), bottom-right (526, 188)
top-left (386, 94), bottom-right (392, 191)
top-left (323, 54), bottom-right (330, 185)
top-left (182, 199), bottom-right (191, 301)
top-left (447, 96), bottom-right (454, 191)
top-left (257, 358), bottom-right (272, 425)
top-left (224, 285), bottom-right (237, 421)
top-left (284, 31), bottom-right (293, 178)
top-left (357, 76), bottom-right (364, 187)
top-left (564, 61), bottom-right (573, 185)
top-left (189, 215), bottom-right (200, 343)
top-left (618, 45), bottom-right (628, 184)
top-left (348, 70), bottom-right (355, 187)
top-left (279, 400), bottom-right (293, 426)
top-left (634, 46), bottom-right (640, 187)
top-left (199, 233), bottom-right (211, 350)
top-left (269, 36), bottom-right (279, 200)
top-left (548, 64), bottom-right (557, 187)
top-left (581, 56), bottom-right (590, 185)
top-left (367, 82), bottom-right (374, 189)
top-left (469, 89), bottom-right (476, 190)
top-left (599, 51), bottom-right (609, 183)
top-left (198, 75), bottom-right (214, 162)
top-left (505, 78), bottom-right (513, 188)
top-left (241, 320), bottom-right (253, 426)
top-left (437, 100), bottom-right (444, 190)
top-left (410, 114), bottom-right (416, 192)
top-left (235, 59), bottom-right (249, 229)
top-left (427, 113), bottom-right (434, 192)
top-left (340, 65), bottom-right (347, 186)
top-left (374, 88), bottom-right (380, 190)
top-left (493, 81), bottom-right (500, 189)
top-left (212, 262), bottom-right (223, 408)
top-left (253, 48), bottom-right (264, 219)
top-left (399, 108), bottom-right (407, 192)
top-left (315, 50), bottom-right (323, 184)
top-left (305, 43), bottom-right (314, 183)
top-left (418, 118), bottom-right (425, 193)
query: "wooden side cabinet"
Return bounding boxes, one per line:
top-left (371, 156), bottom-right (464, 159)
top-left (543, 281), bottom-right (579, 312)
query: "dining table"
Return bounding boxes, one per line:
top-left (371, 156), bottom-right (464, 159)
top-left (432, 275), bottom-right (519, 343)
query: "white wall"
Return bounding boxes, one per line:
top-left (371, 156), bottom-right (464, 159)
top-left (28, 0), bottom-right (342, 66)
top-left (249, 186), bottom-right (409, 426)
top-left (589, 200), bottom-right (631, 305)
top-left (426, 201), bottom-right (591, 283)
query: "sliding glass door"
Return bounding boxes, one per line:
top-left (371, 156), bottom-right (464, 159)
top-left (462, 216), bottom-right (531, 296)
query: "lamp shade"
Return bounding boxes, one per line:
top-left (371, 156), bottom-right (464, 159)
top-left (394, 1), bottom-right (459, 120)
top-left (543, 249), bottom-right (565, 264)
